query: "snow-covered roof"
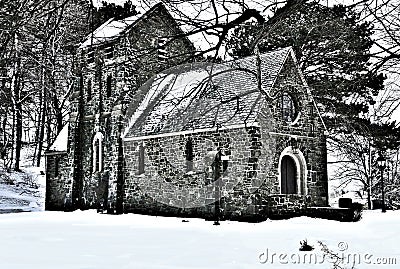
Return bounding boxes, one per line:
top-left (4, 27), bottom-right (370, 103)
top-left (49, 123), bottom-right (69, 152)
top-left (123, 47), bottom-right (293, 139)
top-left (80, 3), bottom-right (163, 48)
top-left (80, 14), bottom-right (142, 48)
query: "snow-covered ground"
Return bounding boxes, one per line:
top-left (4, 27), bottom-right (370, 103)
top-left (0, 147), bottom-right (46, 213)
top-left (0, 210), bottom-right (398, 269)
top-left (0, 147), bottom-right (398, 268)
top-left (0, 166), bottom-right (45, 213)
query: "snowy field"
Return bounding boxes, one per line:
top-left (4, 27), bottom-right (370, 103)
top-left (0, 210), bottom-right (398, 269)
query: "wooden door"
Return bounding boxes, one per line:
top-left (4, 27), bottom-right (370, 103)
top-left (281, 156), bottom-right (297, 194)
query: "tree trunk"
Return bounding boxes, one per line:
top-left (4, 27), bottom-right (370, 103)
top-left (14, 99), bottom-right (22, 172)
top-left (36, 92), bottom-right (46, 167)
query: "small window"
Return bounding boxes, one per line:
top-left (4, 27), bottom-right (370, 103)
top-left (138, 142), bottom-right (145, 174)
top-left (310, 122), bottom-right (315, 135)
top-left (157, 37), bottom-right (168, 61)
top-left (222, 160), bottom-right (228, 173)
top-left (281, 92), bottom-right (296, 123)
top-left (105, 44), bottom-right (114, 59)
top-left (92, 132), bottom-right (104, 172)
top-left (106, 75), bottom-right (112, 97)
top-left (87, 79), bottom-right (92, 101)
top-left (87, 48), bottom-right (95, 64)
top-left (185, 138), bottom-right (194, 172)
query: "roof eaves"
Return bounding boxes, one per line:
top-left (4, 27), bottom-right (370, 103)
top-left (123, 122), bottom-right (260, 142)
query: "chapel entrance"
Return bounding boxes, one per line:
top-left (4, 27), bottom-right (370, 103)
top-left (281, 155), bottom-right (297, 194)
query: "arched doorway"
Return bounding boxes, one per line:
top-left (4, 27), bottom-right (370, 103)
top-left (281, 155), bottom-right (297, 194)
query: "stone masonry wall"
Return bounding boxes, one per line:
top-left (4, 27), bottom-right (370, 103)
top-left (123, 127), bottom-right (275, 219)
top-left (45, 152), bottom-right (70, 211)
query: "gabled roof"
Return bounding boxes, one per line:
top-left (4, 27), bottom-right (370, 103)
top-left (123, 47), bottom-right (295, 139)
top-left (80, 3), bottom-right (165, 48)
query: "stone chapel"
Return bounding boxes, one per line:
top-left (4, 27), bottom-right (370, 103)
top-left (45, 2), bottom-right (329, 221)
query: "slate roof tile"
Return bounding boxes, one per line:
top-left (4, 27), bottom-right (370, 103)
top-left (124, 47), bottom-right (292, 138)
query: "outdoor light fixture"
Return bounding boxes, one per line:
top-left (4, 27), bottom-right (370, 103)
top-left (377, 155), bottom-right (386, 213)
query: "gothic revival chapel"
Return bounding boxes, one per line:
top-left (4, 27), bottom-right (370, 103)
top-left (45, 3), bottom-right (329, 220)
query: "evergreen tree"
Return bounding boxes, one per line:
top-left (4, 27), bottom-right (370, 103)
top-left (226, 1), bottom-right (385, 133)
top-left (92, 0), bottom-right (138, 29)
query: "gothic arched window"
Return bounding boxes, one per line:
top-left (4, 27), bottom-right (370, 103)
top-left (281, 92), bottom-right (297, 123)
top-left (92, 132), bottom-right (104, 172)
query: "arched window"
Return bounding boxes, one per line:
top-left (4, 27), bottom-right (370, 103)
top-left (281, 92), bottom-right (296, 123)
top-left (185, 138), bottom-right (194, 172)
top-left (92, 132), bottom-right (104, 172)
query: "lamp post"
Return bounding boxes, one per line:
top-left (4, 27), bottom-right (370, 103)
top-left (214, 150), bottom-right (221, 225)
top-left (377, 155), bottom-right (386, 213)
top-left (206, 149), bottom-right (221, 225)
